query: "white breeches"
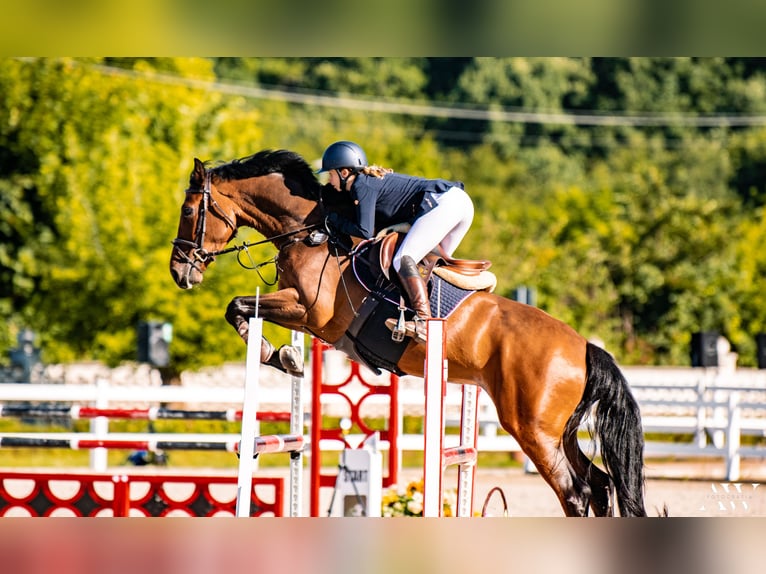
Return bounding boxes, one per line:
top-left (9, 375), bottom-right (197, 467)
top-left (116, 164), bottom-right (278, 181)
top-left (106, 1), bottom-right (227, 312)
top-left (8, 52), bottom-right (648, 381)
top-left (393, 186), bottom-right (474, 272)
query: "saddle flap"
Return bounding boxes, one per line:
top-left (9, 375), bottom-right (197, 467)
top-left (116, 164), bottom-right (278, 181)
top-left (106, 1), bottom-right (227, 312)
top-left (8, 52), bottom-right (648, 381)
top-left (378, 232), bottom-right (400, 280)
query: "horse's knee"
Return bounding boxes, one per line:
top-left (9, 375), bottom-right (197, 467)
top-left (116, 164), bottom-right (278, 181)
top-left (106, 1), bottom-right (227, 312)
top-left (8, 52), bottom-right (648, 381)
top-left (224, 298), bottom-right (253, 343)
top-left (224, 298), bottom-right (247, 327)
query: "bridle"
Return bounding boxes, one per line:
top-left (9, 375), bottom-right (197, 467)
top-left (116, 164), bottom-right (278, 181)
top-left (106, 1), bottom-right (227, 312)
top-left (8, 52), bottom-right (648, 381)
top-left (171, 171), bottom-right (238, 271)
top-left (171, 170), bottom-right (322, 281)
top-left (171, 166), bottom-right (358, 312)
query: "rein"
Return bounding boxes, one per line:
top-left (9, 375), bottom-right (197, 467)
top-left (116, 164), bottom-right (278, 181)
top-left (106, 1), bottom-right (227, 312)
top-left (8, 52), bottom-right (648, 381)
top-left (202, 225), bottom-right (319, 260)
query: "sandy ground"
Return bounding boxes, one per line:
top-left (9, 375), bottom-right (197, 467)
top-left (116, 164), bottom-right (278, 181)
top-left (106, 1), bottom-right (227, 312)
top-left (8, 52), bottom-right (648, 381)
top-left (349, 458), bottom-right (766, 517)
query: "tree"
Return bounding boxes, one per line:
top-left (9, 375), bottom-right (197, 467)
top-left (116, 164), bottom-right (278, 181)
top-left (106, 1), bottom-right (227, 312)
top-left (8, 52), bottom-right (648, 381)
top-left (3, 57), bottom-right (766, 369)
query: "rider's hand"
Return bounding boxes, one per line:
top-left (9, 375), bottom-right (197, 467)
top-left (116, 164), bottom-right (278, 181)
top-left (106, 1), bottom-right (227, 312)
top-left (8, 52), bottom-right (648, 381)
top-left (324, 212), bottom-right (341, 234)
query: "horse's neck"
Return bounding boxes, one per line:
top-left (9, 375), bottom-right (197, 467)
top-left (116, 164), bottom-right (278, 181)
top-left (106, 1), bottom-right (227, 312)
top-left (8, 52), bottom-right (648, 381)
top-left (234, 176), bottom-right (314, 237)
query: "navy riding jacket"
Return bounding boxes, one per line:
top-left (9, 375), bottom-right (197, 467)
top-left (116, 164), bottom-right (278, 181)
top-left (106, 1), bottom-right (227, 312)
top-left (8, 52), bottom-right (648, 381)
top-left (329, 172), bottom-right (463, 239)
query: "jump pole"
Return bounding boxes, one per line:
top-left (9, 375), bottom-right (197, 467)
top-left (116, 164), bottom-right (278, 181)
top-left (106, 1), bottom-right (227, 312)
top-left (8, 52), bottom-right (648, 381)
top-left (422, 319), bottom-right (479, 517)
top-left (234, 310), bottom-right (305, 517)
top-left (0, 405), bottom-right (293, 422)
top-left (287, 329), bottom-right (305, 518)
top-left (235, 314), bottom-right (264, 517)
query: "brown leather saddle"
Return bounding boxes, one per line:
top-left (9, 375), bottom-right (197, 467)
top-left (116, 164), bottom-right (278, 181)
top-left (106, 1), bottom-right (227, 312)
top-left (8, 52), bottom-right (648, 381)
top-left (375, 231), bottom-right (492, 284)
top-left (341, 232), bottom-right (493, 375)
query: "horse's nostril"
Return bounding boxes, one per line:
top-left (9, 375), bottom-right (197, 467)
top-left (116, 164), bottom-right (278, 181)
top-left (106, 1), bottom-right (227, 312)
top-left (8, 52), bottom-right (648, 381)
top-left (170, 265), bottom-right (186, 287)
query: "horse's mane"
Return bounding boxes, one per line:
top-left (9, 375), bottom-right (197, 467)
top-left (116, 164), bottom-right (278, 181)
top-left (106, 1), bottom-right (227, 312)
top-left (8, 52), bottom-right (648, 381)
top-left (208, 149), bottom-right (321, 198)
top-left (207, 149), bottom-right (349, 207)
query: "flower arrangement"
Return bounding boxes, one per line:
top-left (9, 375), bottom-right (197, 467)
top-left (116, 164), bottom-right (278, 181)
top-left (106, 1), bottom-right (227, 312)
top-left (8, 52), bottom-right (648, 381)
top-left (381, 478), bottom-right (457, 517)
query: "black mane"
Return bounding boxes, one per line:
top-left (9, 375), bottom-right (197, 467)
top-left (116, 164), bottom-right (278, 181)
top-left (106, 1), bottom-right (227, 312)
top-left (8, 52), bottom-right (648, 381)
top-left (207, 149), bottom-right (347, 207)
top-left (209, 149), bottom-right (321, 198)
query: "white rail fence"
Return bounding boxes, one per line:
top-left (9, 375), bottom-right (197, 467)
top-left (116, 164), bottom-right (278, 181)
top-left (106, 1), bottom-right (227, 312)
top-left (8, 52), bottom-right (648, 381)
top-left (1, 366), bottom-right (765, 481)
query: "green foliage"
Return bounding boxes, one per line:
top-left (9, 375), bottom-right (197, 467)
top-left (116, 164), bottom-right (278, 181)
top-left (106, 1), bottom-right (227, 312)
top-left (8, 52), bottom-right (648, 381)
top-left (3, 57), bottom-right (766, 370)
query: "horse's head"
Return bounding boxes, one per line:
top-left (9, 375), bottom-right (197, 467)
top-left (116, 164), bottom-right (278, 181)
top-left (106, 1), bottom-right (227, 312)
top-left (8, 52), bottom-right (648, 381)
top-left (170, 158), bottom-right (238, 289)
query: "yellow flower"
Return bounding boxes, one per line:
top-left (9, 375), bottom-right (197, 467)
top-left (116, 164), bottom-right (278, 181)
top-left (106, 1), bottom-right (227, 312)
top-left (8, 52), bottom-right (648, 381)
top-left (381, 479), bottom-right (457, 517)
top-left (406, 479), bottom-right (424, 497)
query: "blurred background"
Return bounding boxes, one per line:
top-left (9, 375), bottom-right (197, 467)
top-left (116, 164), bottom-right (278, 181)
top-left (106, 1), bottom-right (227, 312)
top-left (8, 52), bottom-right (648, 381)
top-left (4, 56), bottom-right (766, 376)
top-left (2, 7), bottom-right (766, 572)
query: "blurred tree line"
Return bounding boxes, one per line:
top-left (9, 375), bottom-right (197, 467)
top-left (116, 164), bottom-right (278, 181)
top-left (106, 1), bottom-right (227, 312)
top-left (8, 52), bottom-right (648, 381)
top-left (2, 57), bottom-right (766, 370)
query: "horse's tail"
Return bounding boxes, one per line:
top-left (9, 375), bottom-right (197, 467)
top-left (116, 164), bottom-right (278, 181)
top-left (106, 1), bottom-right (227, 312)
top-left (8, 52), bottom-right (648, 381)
top-left (565, 342), bottom-right (647, 517)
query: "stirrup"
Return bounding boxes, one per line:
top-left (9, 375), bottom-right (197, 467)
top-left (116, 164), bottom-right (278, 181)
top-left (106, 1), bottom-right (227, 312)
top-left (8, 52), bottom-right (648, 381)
top-left (390, 308), bottom-right (406, 342)
top-left (384, 317), bottom-right (428, 345)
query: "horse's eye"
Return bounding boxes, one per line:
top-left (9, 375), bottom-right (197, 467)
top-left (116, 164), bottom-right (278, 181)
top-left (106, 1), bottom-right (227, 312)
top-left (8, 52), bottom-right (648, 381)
top-left (182, 207), bottom-right (194, 217)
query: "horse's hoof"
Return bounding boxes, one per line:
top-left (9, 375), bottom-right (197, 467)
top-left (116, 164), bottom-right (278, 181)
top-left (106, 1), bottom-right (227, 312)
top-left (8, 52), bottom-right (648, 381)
top-left (279, 345), bottom-right (304, 377)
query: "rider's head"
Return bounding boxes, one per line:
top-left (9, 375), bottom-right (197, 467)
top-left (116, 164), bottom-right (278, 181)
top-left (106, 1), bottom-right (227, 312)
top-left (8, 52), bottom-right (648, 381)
top-left (317, 141), bottom-right (367, 191)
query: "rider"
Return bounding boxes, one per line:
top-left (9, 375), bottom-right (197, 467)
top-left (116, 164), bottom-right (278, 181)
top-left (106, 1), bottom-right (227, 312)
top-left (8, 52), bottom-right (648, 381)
top-left (318, 140), bottom-right (474, 343)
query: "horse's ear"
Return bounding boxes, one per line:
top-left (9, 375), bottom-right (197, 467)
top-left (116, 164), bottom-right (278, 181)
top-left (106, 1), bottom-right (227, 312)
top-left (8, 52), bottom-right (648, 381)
top-left (190, 158), bottom-right (206, 186)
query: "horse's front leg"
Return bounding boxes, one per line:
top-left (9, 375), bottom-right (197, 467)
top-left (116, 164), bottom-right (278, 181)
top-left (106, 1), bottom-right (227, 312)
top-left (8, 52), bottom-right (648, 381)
top-left (225, 289), bottom-right (308, 377)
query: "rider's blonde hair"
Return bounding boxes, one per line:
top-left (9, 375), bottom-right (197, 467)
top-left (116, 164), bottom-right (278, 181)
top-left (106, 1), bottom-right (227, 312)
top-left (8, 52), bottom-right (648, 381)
top-left (360, 165), bottom-right (393, 178)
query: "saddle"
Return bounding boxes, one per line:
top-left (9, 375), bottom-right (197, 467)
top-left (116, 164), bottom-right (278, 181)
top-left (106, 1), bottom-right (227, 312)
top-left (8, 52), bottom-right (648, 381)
top-left (334, 229), bottom-right (496, 375)
top-left (374, 230), bottom-right (496, 292)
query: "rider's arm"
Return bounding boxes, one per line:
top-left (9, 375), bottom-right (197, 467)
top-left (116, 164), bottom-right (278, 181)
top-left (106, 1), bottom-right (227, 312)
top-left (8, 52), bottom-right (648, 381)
top-left (326, 211), bottom-right (369, 239)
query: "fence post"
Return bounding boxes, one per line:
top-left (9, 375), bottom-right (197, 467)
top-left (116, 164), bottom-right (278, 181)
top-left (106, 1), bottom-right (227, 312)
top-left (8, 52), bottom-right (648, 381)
top-left (112, 474), bottom-right (130, 517)
top-left (725, 391), bottom-right (741, 482)
top-left (235, 316), bottom-right (264, 517)
top-left (455, 384), bottom-right (479, 517)
top-left (695, 377), bottom-right (707, 449)
top-left (288, 330), bottom-right (304, 518)
top-left (423, 319), bottom-right (446, 517)
top-left (90, 378), bottom-right (109, 471)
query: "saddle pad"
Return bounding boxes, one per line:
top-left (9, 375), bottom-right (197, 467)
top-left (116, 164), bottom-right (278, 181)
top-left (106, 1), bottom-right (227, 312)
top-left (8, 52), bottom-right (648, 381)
top-left (344, 276), bottom-right (475, 374)
top-left (428, 275), bottom-right (475, 318)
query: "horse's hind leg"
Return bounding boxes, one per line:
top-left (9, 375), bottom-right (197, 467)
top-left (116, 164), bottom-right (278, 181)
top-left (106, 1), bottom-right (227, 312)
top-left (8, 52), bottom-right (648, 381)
top-left (563, 432), bottom-right (614, 516)
top-left (520, 437), bottom-right (592, 516)
top-left (581, 453), bottom-right (613, 516)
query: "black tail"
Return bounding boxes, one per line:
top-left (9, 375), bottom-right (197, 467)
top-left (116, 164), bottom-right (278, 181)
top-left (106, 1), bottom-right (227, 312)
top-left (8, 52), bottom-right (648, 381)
top-left (565, 343), bottom-right (646, 517)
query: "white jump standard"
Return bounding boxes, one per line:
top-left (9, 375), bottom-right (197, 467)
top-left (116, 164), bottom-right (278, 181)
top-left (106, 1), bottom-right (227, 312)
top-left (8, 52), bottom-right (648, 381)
top-left (422, 318), bottom-right (479, 517)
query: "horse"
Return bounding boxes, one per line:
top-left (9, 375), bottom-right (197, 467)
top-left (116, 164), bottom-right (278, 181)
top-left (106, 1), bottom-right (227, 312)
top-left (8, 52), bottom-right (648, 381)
top-left (169, 149), bottom-right (647, 517)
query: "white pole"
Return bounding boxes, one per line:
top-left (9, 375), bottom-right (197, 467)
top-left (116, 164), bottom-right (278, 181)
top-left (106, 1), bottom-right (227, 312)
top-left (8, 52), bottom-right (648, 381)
top-left (236, 294), bottom-right (263, 517)
top-left (456, 384), bottom-right (478, 517)
top-left (89, 377), bottom-right (108, 471)
top-left (423, 319), bottom-right (446, 517)
top-left (288, 330), bottom-right (304, 517)
top-left (725, 391), bottom-right (741, 482)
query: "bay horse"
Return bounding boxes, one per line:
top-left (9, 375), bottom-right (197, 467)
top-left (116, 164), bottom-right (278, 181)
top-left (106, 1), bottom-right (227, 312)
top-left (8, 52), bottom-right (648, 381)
top-left (169, 149), bottom-right (647, 517)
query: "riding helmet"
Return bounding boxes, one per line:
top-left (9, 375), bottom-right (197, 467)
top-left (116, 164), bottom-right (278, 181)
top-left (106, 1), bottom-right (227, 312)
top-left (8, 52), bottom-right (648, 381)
top-left (317, 141), bottom-right (368, 173)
